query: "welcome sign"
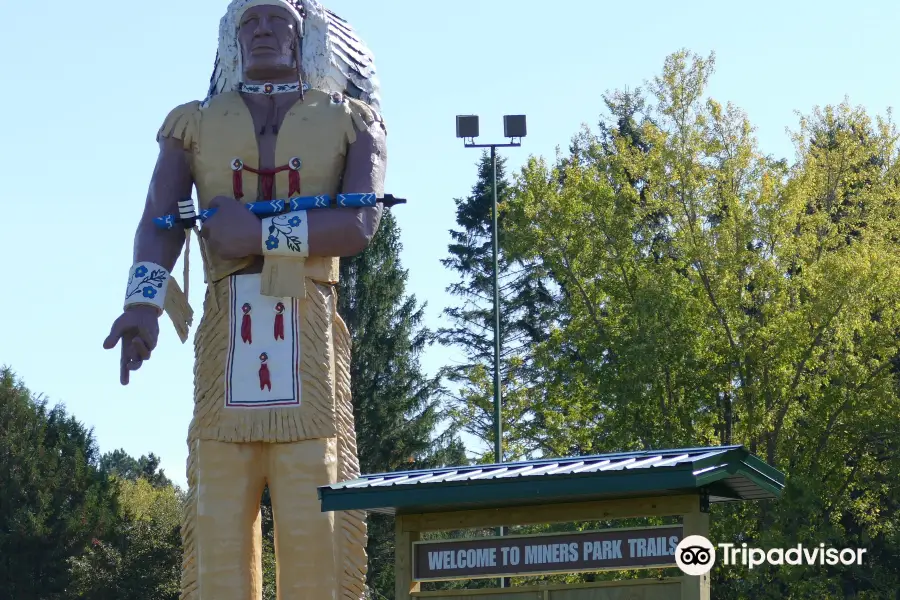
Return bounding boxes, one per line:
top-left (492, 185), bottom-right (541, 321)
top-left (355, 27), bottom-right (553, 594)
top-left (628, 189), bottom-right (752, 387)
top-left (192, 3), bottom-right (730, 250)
top-left (412, 525), bottom-right (683, 581)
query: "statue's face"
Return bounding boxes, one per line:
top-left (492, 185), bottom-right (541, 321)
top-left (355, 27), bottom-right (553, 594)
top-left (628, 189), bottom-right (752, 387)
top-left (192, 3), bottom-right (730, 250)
top-left (238, 4), bottom-right (298, 81)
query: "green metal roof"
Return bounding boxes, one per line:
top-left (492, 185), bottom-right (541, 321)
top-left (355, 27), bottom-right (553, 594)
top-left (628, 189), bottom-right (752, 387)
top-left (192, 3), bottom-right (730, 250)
top-left (318, 445), bottom-right (784, 514)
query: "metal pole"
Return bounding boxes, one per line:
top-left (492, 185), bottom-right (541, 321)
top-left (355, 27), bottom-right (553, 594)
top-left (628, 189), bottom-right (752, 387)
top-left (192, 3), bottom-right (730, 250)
top-left (490, 145), bottom-right (509, 588)
top-left (491, 144), bottom-right (502, 467)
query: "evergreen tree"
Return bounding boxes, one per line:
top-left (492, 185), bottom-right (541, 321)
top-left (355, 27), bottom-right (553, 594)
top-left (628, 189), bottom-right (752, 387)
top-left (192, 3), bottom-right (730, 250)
top-left (0, 367), bottom-right (115, 600)
top-left (338, 209), bottom-right (465, 598)
top-left (339, 210), bottom-right (461, 473)
top-left (438, 153), bottom-right (557, 460)
top-left (99, 450), bottom-right (173, 489)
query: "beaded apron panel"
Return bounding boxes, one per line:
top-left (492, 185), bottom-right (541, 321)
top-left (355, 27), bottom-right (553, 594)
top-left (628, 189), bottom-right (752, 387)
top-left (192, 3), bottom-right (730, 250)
top-left (225, 274), bottom-right (301, 408)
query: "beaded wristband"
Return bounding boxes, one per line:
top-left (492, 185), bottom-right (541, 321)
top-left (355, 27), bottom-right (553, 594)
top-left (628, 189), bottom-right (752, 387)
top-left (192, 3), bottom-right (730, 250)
top-left (124, 261), bottom-right (170, 313)
top-left (261, 210), bottom-right (310, 257)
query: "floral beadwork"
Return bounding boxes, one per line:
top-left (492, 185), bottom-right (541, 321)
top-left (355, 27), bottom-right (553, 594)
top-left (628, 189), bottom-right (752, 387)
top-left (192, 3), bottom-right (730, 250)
top-left (267, 213), bottom-right (305, 253)
top-left (126, 266), bottom-right (167, 301)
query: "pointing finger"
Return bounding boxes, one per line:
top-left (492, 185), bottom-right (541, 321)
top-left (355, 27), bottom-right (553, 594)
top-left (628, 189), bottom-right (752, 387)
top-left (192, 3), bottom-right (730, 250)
top-left (120, 347), bottom-right (130, 386)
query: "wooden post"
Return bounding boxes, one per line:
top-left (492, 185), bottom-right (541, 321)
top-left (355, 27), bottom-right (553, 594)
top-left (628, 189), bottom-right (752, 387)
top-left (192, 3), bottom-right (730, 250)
top-left (395, 514), bottom-right (421, 600)
top-left (681, 494), bottom-right (711, 600)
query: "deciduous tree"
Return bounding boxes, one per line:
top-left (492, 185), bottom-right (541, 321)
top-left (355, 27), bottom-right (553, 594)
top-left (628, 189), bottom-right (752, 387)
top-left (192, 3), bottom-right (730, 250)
top-left (505, 50), bottom-right (900, 596)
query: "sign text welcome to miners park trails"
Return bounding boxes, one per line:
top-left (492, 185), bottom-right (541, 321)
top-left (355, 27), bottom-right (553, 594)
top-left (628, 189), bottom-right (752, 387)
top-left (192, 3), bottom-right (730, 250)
top-left (412, 525), bottom-right (683, 582)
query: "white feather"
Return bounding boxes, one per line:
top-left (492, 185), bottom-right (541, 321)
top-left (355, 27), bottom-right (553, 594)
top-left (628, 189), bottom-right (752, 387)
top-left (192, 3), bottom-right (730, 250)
top-left (206, 0), bottom-right (381, 113)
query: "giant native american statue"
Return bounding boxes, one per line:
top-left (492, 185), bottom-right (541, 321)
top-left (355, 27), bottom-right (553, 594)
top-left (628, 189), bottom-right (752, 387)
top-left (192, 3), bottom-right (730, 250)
top-left (103, 1), bottom-right (386, 597)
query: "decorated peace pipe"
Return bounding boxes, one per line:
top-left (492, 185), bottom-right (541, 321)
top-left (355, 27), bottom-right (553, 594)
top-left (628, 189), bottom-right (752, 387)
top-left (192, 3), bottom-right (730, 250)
top-left (153, 193), bottom-right (407, 230)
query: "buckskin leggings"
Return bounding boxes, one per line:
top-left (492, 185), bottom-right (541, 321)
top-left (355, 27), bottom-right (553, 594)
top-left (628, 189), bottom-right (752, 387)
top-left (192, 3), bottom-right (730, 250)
top-left (195, 437), bottom-right (338, 600)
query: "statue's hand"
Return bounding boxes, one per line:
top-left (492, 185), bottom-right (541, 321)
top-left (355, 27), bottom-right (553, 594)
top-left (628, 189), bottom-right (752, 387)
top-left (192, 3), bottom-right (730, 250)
top-left (103, 305), bottom-right (160, 386)
top-left (200, 196), bottom-right (262, 260)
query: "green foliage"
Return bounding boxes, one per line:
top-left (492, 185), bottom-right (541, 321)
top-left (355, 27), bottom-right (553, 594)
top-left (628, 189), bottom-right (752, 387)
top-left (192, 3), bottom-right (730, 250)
top-left (0, 367), bottom-right (115, 600)
top-left (438, 152), bottom-right (558, 461)
top-left (67, 477), bottom-right (182, 600)
top-left (99, 449), bottom-right (173, 489)
top-left (260, 486), bottom-right (277, 600)
top-left (502, 50), bottom-right (900, 596)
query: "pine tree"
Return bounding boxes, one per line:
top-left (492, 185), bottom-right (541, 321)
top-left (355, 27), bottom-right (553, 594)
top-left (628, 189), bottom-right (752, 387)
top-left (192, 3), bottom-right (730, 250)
top-left (438, 153), bottom-right (557, 460)
top-left (338, 209), bottom-right (465, 598)
top-left (99, 450), bottom-right (173, 489)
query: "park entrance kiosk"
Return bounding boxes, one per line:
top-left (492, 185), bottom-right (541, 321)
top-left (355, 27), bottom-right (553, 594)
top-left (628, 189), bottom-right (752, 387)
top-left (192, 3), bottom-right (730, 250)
top-left (319, 445), bottom-right (784, 600)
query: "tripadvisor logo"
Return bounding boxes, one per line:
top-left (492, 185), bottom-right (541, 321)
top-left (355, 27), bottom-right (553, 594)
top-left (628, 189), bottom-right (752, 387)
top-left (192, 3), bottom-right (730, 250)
top-left (718, 542), bottom-right (866, 569)
top-left (675, 535), bottom-right (715, 576)
top-left (674, 535), bottom-right (867, 574)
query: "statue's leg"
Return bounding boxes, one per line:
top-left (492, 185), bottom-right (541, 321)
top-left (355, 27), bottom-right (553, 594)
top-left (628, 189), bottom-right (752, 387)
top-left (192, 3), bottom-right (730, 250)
top-left (195, 439), bottom-right (267, 600)
top-left (268, 437), bottom-right (338, 599)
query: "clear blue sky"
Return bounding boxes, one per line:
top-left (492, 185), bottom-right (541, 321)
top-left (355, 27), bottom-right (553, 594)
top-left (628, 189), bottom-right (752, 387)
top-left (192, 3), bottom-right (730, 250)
top-left (1, 0), bottom-right (897, 488)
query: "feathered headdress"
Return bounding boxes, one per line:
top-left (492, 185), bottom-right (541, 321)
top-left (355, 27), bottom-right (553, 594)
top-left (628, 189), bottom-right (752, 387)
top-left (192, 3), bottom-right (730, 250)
top-left (207, 0), bottom-right (381, 111)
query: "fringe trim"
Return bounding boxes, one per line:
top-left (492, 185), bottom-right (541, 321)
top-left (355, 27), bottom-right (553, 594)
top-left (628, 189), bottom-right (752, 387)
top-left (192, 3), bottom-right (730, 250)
top-left (157, 101), bottom-right (201, 151)
top-left (334, 313), bottom-right (368, 599)
top-left (180, 434), bottom-right (199, 600)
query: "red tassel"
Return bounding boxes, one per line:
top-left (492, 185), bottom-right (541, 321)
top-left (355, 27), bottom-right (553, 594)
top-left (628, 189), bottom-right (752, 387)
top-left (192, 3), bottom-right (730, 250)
top-left (259, 353), bottom-right (271, 391)
top-left (233, 170), bottom-right (244, 200)
top-left (288, 170), bottom-right (301, 197)
top-left (274, 302), bottom-right (285, 340)
top-left (241, 303), bottom-right (252, 344)
top-left (261, 174), bottom-right (275, 201)
top-left (274, 314), bottom-right (284, 340)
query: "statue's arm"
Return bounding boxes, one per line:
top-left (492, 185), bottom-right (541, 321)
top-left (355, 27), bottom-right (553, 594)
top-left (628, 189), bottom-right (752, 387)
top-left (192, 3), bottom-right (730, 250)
top-left (307, 118), bottom-right (387, 257)
top-left (133, 137), bottom-right (194, 268)
top-left (103, 137), bottom-right (193, 385)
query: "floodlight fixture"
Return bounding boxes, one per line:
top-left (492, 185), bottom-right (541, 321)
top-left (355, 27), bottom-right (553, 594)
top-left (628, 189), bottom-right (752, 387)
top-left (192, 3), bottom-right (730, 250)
top-left (456, 115), bottom-right (480, 139)
top-left (503, 114), bottom-right (527, 139)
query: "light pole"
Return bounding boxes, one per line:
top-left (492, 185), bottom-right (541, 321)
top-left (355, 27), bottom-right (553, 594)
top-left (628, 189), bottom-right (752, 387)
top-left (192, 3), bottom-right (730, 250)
top-left (456, 113), bottom-right (526, 589)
